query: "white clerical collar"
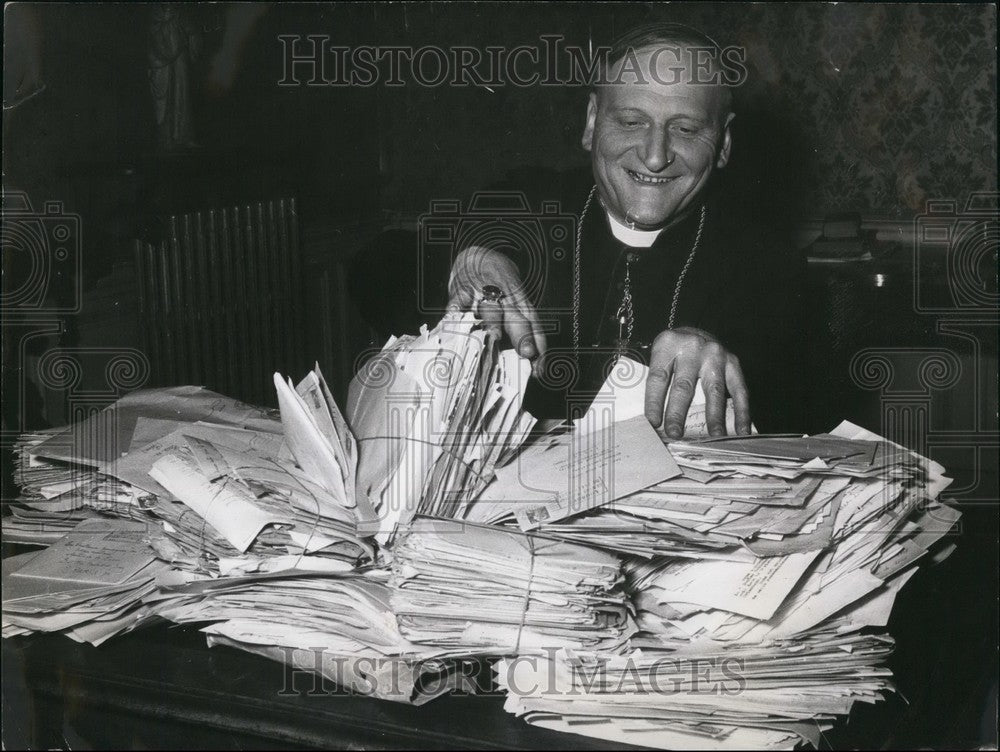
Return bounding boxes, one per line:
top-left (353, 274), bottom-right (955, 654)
top-left (605, 211), bottom-right (662, 248)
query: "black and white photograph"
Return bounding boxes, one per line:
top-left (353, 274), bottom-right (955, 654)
top-left (2, 2), bottom-right (997, 749)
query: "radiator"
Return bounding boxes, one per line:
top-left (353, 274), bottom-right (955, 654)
top-left (134, 198), bottom-right (305, 407)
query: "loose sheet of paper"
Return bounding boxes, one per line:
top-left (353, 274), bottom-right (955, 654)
top-left (502, 415), bottom-right (680, 530)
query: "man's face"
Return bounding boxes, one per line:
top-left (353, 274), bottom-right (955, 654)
top-left (582, 46), bottom-right (734, 230)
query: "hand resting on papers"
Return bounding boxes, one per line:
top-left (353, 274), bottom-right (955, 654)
top-left (644, 327), bottom-right (752, 439)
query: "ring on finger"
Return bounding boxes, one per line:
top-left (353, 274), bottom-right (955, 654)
top-left (481, 284), bottom-right (505, 303)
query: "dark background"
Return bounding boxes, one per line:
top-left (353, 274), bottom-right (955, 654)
top-left (2, 2), bottom-right (996, 406)
top-left (2, 2), bottom-right (997, 750)
top-left (4, 3), bottom-right (996, 219)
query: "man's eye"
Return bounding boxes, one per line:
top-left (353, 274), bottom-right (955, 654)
top-left (673, 125), bottom-right (696, 135)
top-left (618, 118), bottom-right (643, 128)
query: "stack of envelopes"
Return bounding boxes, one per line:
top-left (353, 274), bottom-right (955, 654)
top-left (5, 379), bottom-right (375, 577)
top-left (524, 430), bottom-right (936, 561)
top-left (3, 518), bottom-right (169, 645)
top-left (5, 430), bottom-right (145, 545)
top-left (3, 335), bottom-right (964, 735)
top-left (4, 385), bottom-right (286, 547)
top-left (488, 365), bottom-right (960, 749)
top-left (472, 360), bottom-right (952, 566)
top-left (148, 566), bottom-right (464, 703)
top-left (495, 472), bottom-right (831, 559)
top-left (389, 517), bottom-right (635, 655)
top-left (496, 483), bottom-right (959, 750)
top-left (347, 312), bottom-right (535, 543)
top-left (496, 629), bottom-right (897, 751)
top-left (139, 364), bottom-right (375, 575)
top-left (628, 425), bottom-right (959, 642)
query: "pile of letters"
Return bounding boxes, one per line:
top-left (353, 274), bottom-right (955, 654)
top-left (2, 314), bottom-right (960, 748)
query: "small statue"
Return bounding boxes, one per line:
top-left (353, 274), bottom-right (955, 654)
top-left (148, 4), bottom-right (200, 150)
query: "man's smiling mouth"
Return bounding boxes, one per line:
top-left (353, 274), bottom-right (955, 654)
top-left (626, 169), bottom-right (675, 185)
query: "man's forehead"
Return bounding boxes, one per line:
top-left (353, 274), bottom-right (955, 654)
top-left (597, 45), bottom-right (731, 117)
top-left (606, 45), bottom-right (722, 86)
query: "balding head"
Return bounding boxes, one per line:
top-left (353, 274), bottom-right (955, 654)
top-left (596, 23), bottom-right (734, 118)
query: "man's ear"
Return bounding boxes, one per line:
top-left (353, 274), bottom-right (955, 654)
top-left (716, 111), bottom-right (735, 168)
top-left (581, 92), bottom-right (598, 152)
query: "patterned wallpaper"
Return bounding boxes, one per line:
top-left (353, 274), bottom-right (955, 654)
top-left (379, 3), bottom-right (997, 219)
top-left (717, 3), bottom-right (997, 216)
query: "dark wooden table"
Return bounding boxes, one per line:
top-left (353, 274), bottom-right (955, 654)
top-left (3, 622), bottom-right (645, 751)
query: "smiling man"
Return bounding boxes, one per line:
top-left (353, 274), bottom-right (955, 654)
top-left (586, 34), bottom-right (735, 232)
top-left (574, 27), bottom-right (748, 437)
top-left (352, 22), bottom-right (805, 436)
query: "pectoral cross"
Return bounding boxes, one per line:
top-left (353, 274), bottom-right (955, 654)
top-left (614, 254), bottom-right (635, 359)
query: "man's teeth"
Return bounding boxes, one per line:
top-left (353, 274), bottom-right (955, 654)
top-left (627, 169), bottom-right (672, 185)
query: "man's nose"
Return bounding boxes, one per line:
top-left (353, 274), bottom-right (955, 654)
top-left (639, 128), bottom-right (673, 172)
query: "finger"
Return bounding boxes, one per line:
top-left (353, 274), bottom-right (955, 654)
top-left (512, 294), bottom-right (547, 360)
top-left (447, 285), bottom-right (474, 312)
top-left (644, 359), bottom-right (674, 429)
top-left (529, 331), bottom-right (548, 378)
top-left (662, 361), bottom-right (699, 439)
top-left (725, 359), bottom-right (752, 435)
top-left (701, 370), bottom-right (728, 437)
top-left (519, 303), bottom-right (548, 378)
top-left (477, 298), bottom-right (504, 339)
top-left (501, 302), bottom-right (538, 359)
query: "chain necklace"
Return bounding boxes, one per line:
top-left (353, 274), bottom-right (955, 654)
top-left (572, 185), bottom-right (707, 355)
top-left (615, 255), bottom-right (636, 350)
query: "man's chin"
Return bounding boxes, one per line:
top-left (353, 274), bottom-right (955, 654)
top-left (625, 208), bottom-right (679, 230)
top-left (612, 193), bottom-right (681, 229)
top-left (600, 183), bottom-right (686, 229)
